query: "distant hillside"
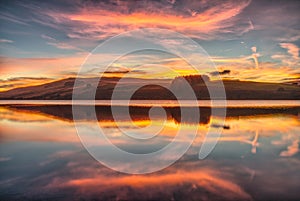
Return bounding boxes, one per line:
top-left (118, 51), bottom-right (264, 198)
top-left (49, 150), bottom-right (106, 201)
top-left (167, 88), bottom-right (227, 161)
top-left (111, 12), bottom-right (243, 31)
top-left (0, 76), bottom-right (299, 100)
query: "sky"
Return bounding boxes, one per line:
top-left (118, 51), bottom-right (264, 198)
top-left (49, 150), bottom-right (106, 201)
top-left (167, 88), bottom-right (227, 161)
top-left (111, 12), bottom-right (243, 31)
top-left (0, 0), bottom-right (299, 91)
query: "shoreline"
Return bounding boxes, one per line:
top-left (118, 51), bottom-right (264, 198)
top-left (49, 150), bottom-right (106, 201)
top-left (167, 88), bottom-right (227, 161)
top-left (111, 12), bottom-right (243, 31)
top-left (1, 100), bottom-right (300, 108)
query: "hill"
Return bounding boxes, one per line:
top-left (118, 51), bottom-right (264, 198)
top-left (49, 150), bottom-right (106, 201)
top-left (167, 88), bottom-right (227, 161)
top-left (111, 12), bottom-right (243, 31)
top-left (0, 76), bottom-right (299, 100)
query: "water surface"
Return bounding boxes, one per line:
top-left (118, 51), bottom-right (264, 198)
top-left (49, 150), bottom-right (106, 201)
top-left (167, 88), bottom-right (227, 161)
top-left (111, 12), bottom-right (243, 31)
top-left (1, 100), bottom-right (300, 107)
top-left (0, 104), bottom-right (299, 200)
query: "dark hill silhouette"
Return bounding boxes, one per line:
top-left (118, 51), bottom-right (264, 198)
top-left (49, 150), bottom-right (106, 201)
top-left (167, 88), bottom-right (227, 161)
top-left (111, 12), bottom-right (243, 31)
top-left (0, 76), bottom-right (299, 100)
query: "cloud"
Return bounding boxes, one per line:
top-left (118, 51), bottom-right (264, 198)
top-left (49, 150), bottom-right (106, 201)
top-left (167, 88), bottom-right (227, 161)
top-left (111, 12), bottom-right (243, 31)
top-left (212, 55), bottom-right (300, 83)
top-left (0, 84), bottom-right (14, 89)
top-left (1, 52), bottom-right (299, 87)
top-left (272, 43), bottom-right (299, 67)
top-left (271, 54), bottom-right (297, 67)
top-left (280, 43), bottom-right (299, 60)
top-left (0, 157), bottom-right (11, 162)
top-left (0, 55), bottom-right (88, 91)
top-left (0, 39), bottom-right (13, 43)
top-left (250, 46), bottom-right (259, 69)
top-left (277, 34), bottom-right (300, 43)
top-left (5, 77), bottom-right (53, 82)
top-left (0, 77), bottom-right (54, 92)
top-left (210, 70), bottom-right (231, 76)
top-left (8, 0), bottom-right (252, 41)
top-left (0, 55), bottom-right (86, 79)
top-left (240, 0), bottom-right (300, 44)
top-left (73, 0), bottom-right (251, 40)
top-left (41, 34), bottom-right (84, 51)
top-left (0, 11), bottom-right (29, 25)
top-left (103, 67), bottom-right (130, 74)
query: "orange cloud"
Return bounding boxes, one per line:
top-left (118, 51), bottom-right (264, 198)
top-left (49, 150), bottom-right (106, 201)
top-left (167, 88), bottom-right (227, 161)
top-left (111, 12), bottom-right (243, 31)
top-left (0, 56), bottom-right (85, 78)
top-left (0, 54), bottom-right (299, 92)
top-left (0, 55), bottom-right (88, 91)
top-left (44, 0), bottom-right (251, 40)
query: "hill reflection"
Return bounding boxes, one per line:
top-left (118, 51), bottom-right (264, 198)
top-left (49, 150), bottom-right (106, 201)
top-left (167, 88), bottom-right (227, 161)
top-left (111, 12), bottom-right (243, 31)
top-left (4, 105), bottom-right (300, 125)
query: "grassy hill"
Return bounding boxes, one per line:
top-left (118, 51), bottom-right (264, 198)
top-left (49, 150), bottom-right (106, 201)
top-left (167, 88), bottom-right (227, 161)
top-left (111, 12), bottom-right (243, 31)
top-left (0, 76), bottom-right (299, 100)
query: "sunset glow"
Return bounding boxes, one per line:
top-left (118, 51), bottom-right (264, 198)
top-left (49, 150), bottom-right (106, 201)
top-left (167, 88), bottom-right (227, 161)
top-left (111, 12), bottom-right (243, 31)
top-left (0, 1), bottom-right (300, 200)
top-left (1, 0), bottom-right (299, 91)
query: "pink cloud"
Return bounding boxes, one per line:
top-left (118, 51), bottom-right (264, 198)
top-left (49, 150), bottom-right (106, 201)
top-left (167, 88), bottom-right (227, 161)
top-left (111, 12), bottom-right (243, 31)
top-left (280, 43), bottom-right (299, 60)
top-left (34, 0), bottom-right (252, 41)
